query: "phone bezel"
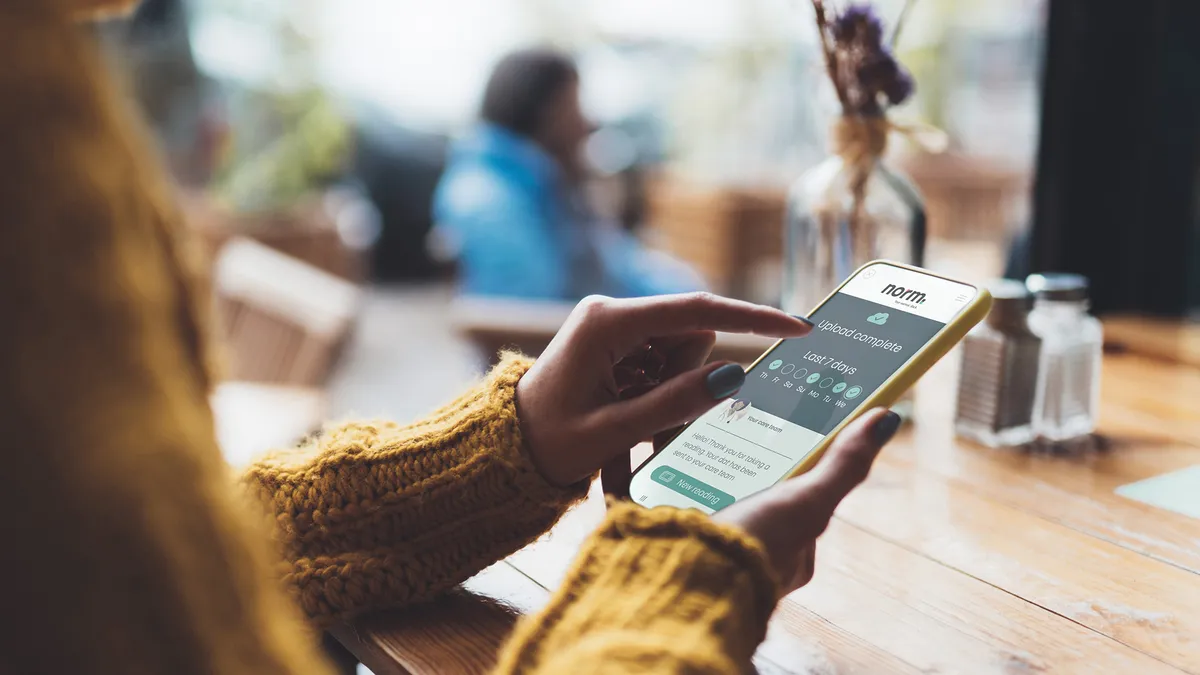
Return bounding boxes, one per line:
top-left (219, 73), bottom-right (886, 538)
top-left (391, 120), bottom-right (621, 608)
top-left (630, 259), bottom-right (991, 499)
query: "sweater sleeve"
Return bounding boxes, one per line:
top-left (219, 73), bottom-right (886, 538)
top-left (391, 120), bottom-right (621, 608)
top-left (493, 502), bottom-right (780, 675)
top-left (241, 354), bottom-right (590, 626)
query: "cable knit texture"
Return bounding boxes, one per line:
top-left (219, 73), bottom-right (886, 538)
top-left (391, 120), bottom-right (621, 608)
top-left (0, 4), bottom-right (781, 675)
top-left (241, 355), bottom-right (591, 625)
top-left (495, 502), bottom-right (779, 675)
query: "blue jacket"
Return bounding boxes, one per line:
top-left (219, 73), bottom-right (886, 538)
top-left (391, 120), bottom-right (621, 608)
top-left (432, 124), bottom-right (703, 300)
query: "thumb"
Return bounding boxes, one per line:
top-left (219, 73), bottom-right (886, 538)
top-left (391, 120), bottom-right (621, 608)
top-left (589, 362), bottom-right (746, 449)
top-left (776, 408), bottom-right (900, 529)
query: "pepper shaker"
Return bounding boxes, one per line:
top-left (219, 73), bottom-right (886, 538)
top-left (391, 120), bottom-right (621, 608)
top-left (954, 279), bottom-right (1042, 448)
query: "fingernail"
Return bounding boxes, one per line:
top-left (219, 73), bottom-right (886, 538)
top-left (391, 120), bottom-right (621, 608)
top-left (872, 411), bottom-right (902, 444)
top-left (791, 314), bottom-right (815, 327)
top-left (705, 364), bottom-right (746, 399)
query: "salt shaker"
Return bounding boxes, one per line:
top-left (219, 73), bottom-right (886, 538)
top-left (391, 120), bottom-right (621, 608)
top-left (954, 279), bottom-right (1042, 447)
top-left (1027, 273), bottom-right (1103, 443)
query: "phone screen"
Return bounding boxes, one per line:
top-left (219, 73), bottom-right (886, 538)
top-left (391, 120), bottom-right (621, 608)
top-left (629, 262), bottom-right (977, 513)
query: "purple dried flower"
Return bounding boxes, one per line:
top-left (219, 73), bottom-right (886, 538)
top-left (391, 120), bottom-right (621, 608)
top-left (857, 52), bottom-right (896, 90)
top-left (822, 1), bottom-right (916, 113)
top-left (857, 49), bottom-right (914, 106)
top-left (832, 4), bottom-right (884, 44)
top-left (882, 67), bottom-right (914, 105)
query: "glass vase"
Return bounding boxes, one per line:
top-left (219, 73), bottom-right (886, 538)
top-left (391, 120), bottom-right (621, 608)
top-left (782, 155), bottom-right (926, 315)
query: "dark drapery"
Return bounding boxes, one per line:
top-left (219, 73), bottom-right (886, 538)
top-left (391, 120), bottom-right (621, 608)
top-left (1029, 0), bottom-right (1200, 316)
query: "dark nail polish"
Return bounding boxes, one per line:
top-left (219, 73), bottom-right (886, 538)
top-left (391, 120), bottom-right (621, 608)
top-left (791, 314), bottom-right (815, 327)
top-left (872, 411), bottom-right (902, 444)
top-left (706, 364), bottom-right (746, 399)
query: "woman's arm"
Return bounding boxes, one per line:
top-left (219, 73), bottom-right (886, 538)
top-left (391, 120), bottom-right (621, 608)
top-left (0, 10), bottom-right (586, 674)
top-left (240, 355), bottom-right (589, 625)
top-left (495, 503), bottom-right (778, 675)
top-left (492, 410), bottom-right (897, 674)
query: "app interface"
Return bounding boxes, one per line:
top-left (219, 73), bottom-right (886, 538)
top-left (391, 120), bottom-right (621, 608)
top-left (629, 264), bottom-right (975, 513)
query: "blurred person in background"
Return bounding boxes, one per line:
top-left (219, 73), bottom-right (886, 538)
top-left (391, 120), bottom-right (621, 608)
top-left (1, 3), bottom-right (902, 674)
top-left (433, 47), bottom-right (705, 300)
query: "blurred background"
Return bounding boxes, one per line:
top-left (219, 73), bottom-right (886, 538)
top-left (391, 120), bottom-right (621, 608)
top-left (89, 0), bottom-right (1198, 463)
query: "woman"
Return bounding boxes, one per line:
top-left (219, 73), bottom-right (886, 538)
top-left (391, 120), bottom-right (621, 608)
top-left (433, 48), bottom-right (705, 300)
top-left (0, 3), bottom-right (901, 674)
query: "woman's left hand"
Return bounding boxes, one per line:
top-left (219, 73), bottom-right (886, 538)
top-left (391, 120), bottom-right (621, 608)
top-left (515, 293), bottom-right (812, 487)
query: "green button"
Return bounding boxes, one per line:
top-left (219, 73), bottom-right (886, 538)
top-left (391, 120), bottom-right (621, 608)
top-left (650, 466), bottom-right (736, 510)
top-left (832, 382), bottom-right (847, 393)
top-left (844, 385), bottom-right (863, 399)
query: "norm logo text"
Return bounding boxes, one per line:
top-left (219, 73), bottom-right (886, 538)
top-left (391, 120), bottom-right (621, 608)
top-left (881, 283), bottom-right (927, 305)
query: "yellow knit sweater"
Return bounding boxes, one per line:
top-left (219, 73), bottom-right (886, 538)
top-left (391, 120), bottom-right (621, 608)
top-left (0, 5), bottom-right (778, 674)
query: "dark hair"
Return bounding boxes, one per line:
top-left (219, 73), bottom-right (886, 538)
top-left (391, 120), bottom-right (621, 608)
top-left (481, 48), bottom-right (578, 137)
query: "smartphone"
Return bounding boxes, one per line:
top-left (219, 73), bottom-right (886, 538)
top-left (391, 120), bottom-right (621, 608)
top-left (628, 260), bottom-right (992, 513)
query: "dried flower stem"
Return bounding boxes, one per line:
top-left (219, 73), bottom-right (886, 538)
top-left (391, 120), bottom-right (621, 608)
top-left (812, 0), bottom-right (850, 109)
top-left (807, 0), bottom-right (918, 272)
top-left (890, 0), bottom-right (915, 48)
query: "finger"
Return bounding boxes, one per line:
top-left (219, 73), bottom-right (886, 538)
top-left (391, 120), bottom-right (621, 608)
top-left (586, 361), bottom-right (745, 448)
top-left (652, 425), bottom-right (684, 452)
top-left (600, 451), bottom-right (632, 499)
top-left (787, 408), bottom-right (901, 521)
top-left (654, 330), bottom-right (717, 381)
top-left (606, 293), bottom-right (811, 353)
top-left (791, 543), bottom-right (817, 590)
top-left (613, 364), bottom-right (655, 391)
top-left (617, 382), bottom-right (657, 399)
top-left (616, 333), bottom-right (714, 395)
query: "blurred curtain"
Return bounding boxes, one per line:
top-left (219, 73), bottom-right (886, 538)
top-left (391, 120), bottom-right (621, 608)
top-left (1029, 0), bottom-right (1200, 316)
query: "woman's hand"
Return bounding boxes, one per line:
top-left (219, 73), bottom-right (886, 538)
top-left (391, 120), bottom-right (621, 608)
top-left (515, 293), bottom-right (812, 487)
top-left (714, 408), bottom-right (901, 594)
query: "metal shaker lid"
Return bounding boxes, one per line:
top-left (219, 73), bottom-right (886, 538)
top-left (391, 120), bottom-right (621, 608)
top-left (1026, 273), bottom-right (1089, 302)
top-left (985, 279), bottom-right (1033, 327)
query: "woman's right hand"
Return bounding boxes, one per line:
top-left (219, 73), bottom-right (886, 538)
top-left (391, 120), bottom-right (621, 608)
top-left (713, 408), bottom-right (901, 595)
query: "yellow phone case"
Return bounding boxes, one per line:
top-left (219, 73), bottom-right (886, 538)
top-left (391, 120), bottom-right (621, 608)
top-left (723, 260), bottom-right (990, 480)
top-left (768, 258), bottom-right (993, 478)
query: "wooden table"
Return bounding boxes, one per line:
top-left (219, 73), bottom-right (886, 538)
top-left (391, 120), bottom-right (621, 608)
top-left (334, 339), bottom-right (1200, 674)
top-left (1105, 315), bottom-right (1200, 370)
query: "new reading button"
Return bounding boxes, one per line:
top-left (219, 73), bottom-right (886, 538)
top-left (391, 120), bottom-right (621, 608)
top-left (651, 466), bottom-right (736, 510)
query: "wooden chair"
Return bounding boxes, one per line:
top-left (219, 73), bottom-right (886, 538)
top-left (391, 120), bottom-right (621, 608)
top-left (212, 237), bottom-right (362, 386)
top-left (643, 175), bottom-right (786, 302)
top-left (900, 153), bottom-right (1029, 241)
top-left (185, 191), bottom-right (368, 282)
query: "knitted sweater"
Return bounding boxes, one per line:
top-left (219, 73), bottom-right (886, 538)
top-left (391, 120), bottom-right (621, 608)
top-left (0, 5), bottom-right (779, 675)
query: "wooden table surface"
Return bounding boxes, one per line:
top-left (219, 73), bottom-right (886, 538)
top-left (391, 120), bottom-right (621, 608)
top-left (334, 336), bottom-right (1200, 674)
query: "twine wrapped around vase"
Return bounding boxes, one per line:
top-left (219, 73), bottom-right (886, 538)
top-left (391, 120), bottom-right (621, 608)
top-left (807, 115), bottom-right (889, 278)
top-left (832, 115), bottom-right (891, 171)
top-left (831, 115), bottom-right (890, 261)
top-left (811, 115), bottom-right (946, 276)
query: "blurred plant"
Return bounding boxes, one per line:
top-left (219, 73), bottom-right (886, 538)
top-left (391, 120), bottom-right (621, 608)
top-left (203, 0), bottom-right (351, 213)
top-left (781, 0), bottom-right (932, 315)
top-left (813, 0), bottom-right (916, 117)
top-left (212, 87), bottom-right (350, 213)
